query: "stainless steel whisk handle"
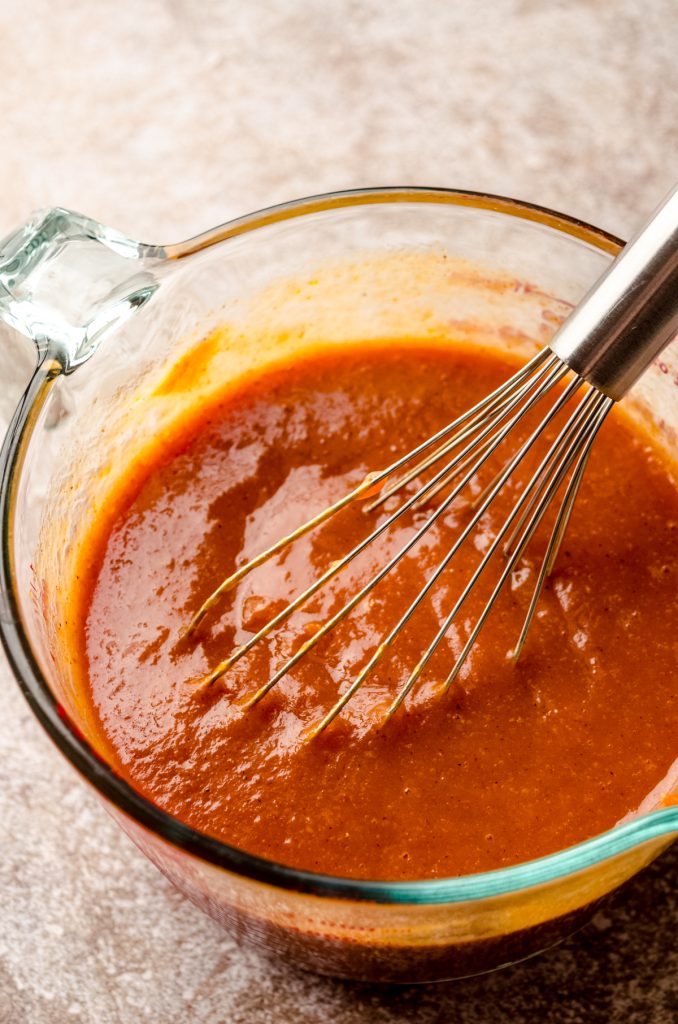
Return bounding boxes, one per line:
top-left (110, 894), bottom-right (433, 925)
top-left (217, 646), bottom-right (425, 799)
top-left (550, 183), bottom-right (678, 400)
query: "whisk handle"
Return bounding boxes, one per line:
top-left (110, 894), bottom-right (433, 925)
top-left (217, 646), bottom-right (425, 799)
top-left (549, 183), bottom-right (678, 400)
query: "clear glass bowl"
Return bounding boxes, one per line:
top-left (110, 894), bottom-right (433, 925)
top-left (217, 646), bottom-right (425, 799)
top-left (0, 188), bottom-right (676, 983)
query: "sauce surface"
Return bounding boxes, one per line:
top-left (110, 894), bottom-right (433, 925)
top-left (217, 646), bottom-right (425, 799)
top-left (76, 343), bottom-right (678, 880)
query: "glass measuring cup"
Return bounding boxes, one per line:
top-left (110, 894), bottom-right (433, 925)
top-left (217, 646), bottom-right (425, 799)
top-left (0, 189), bottom-right (676, 983)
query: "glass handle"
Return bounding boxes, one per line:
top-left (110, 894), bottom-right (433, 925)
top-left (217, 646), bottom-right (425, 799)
top-left (0, 207), bottom-right (166, 374)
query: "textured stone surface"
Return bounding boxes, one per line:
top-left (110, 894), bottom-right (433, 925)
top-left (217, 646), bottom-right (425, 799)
top-left (0, 1), bottom-right (676, 1021)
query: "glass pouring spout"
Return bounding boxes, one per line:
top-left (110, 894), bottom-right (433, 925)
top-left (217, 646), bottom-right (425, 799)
top-left (0, 207), bottom-right (165, 373)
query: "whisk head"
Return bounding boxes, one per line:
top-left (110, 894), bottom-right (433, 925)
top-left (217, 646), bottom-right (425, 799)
top-left (186, 347), bottom-right (613, 736)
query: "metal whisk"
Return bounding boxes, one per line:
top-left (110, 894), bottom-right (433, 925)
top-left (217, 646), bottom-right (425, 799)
top-left (188, 184), bottom-right (678, 736)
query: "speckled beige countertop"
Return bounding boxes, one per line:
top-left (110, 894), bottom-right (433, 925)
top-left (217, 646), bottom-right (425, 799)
top-left (0, 2), bottom-right (676, 1021)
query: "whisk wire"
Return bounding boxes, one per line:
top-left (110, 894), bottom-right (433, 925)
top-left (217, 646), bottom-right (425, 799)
top-left (512, 394), bottom-right (613, 660)
top-left (442, 389), bottom-right (613, 690)
top-left (302, 362), bottom-right (576, 735)
top-left (238, 360), bottom-right (569, 712)
top-left (188, 350), bottom-right (554, 638)
top-left (364, 351), bottom-right (559, 513)
top-left (188, 350), bottom-right (614, 735)
top-left (197, 353), bottom-right (562, 692)
top-left (502, 388), bottom-right (598, 556)
top-left (378, 375), bottom-right (589, 722)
